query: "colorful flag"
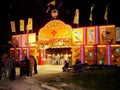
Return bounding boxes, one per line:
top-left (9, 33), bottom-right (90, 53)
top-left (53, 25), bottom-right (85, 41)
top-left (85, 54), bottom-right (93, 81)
top-left (89, 6), bottom-right (94, 21)
top-left (104, 5), bottom-right (109, 21)
top-left (47, 0), bottom-right (55, 6)
top-left (73, 9), bottom-right (79, 24)
top-left (46, 6), bottom-right (51, 13)
top-left (20, 19), bottom-right (24, 31)
top-left (46, 0), bottom-right (55, 13)
top-left (10, 21), bottom-right (16, 33)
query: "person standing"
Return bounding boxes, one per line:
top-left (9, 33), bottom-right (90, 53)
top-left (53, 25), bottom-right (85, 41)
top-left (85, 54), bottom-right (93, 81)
top-left (29, 55), bottom-right (35, 76)
top-left (0, 56), bottom-right (4, 79)
top-left (24, 56), bottom-right (30, 78)
top-left (33, 56), bottom-right (38, 74)
top-left (2, 53), bottom-right (10, 79)
top-left (19, 57), bottom-right (26, 77)
top-left (9, 53), bottom-right (16, 80)
top-left (30, 55), bottom-right (38, 75)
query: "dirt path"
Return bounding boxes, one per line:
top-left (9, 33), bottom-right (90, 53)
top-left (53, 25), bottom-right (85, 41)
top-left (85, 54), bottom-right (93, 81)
top-left (0, 65), bottom-right (86, 90)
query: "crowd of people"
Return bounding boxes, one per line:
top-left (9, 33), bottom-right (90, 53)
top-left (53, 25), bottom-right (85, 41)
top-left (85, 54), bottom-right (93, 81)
top-left (0, 51), bottom-right (38, 80)
top-left (62, 58), bottom-right (82, 72)
top-left (19, 55), bottom-right (38, 78)
top-left (0, 52), bottom-right (16, 80)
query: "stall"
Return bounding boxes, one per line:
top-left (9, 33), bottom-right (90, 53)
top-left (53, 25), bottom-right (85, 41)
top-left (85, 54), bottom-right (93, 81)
top-left (10, 33), bottom-right (37, 63)
top-left (10, 19), bottom-right (120, 66)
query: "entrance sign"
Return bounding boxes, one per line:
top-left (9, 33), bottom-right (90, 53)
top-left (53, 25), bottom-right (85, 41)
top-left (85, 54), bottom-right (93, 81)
top-left (38, 20), bottom-right (72, 48)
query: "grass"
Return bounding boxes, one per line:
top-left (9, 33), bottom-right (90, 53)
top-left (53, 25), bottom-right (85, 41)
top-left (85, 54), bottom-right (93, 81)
top-left (41, 70), bottom-right (120, 90)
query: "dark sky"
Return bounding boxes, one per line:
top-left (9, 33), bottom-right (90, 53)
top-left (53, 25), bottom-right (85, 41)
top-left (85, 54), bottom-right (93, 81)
top-left (0, 0), bottom-right (119, 51)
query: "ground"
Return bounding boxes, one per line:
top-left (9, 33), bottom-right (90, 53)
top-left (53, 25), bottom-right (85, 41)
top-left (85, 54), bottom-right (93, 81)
top-left (0, 65), bottom-right (86, 90)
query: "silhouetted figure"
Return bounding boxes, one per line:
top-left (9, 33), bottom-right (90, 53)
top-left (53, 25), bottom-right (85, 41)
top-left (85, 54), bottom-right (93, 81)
top-left (75, 59), bottom-right (81, 65)
top-left (24, 56), bottom-right (30, 78)
top-left (9, 55), bottom-right (16, 80)
top-left (20, 57), bottom-right (26, 77)
top-left (33, 56), bottom-right (38, 74)
top-left (62, 61), bottom-right (69, 72)
top-left (0, 57), bottom-right (3, 79)
top-left (29, 55), bottom-right (38, 75)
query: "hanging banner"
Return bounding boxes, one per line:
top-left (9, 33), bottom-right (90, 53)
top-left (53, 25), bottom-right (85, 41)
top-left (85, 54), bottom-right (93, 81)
top-left (89, 7), bottom-right (93, 21)
top-left (104, 5), bottom-right (109, 21)
top-left (10, 21), bottom-right (16, 33)
top-left (99, 25), bottom-right (116, 44)
top-left (73, 9), bottom-right (79, 24)
top-left (72, 28), bottom-right (84, 45)
top-left (27, 18), bottom-right (33, 31)
top-left (116, 27), bottom-right (120, 42)
top-left (20, 19), bottom-right (25, 31)
top-left (86, 26), bottom-right (96, 44)
top-left (47, 0), bottom-right (55, 6)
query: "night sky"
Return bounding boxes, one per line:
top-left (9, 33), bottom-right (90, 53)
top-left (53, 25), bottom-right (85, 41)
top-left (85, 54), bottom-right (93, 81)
top-left (0, 0), bottom-right (119, 52)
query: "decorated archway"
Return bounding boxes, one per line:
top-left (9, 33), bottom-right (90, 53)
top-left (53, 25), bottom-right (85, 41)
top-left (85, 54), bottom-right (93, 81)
top-left (37, 20), bottom-right (72, 64)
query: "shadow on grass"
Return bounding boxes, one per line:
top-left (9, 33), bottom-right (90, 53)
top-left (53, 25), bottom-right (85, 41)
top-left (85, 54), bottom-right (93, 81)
top-left (64, 70), bottom-right (120, 90)
top-left (38, 70), bottom-right (120, 90)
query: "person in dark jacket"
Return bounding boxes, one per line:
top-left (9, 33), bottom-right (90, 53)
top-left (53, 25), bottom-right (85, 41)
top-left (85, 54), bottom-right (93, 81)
top-left (20, 57), bottom-right (26, 77)
top-left (24, 56), bottom-right (30, 78)
top-left (32, 56), bottom-right (38, 74)
top-left (9, 55), bottom-right (16, 80)
top-left (29, 55), bottom-right (38, 75)
top-left (62, 60), bottom-right (69, 72)
top-left (0, 57), bottom-right (4, 79)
